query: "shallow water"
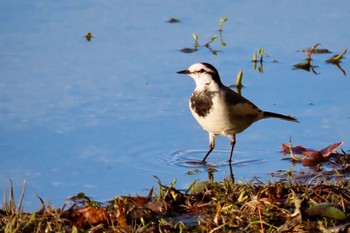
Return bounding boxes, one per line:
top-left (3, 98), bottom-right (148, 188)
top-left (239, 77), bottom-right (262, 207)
top-left (0, 1), bottom-right (349, 211)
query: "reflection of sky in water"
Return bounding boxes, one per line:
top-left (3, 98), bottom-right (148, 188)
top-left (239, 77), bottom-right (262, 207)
top-left (0, 1), bottom-right (349, 211)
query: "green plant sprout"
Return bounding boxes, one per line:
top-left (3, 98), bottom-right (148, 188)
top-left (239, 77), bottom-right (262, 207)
top-left (204, 35), bottom-right (218, 47)
top-left (252, 48), bottom-right (264, 73)
top-left (235, 70), bottom-right (243, 87)
top-left (258, 48), bottom-right (264, 62)
top-left (229, 70), bottom-right (244, 95)
top-left (253, 48), bottom-right (265, 63)
top-left (192, 33), bottom-right (199, 48)
top-left (179, 17), bottom-right (228, 55)
top-left (219, 17), bottom-right (227, 32)
top-left (253, 53), bottom-right (258, 62)
top-left (235, 70), bottom-right (243, 95)
top-left (191, 33), bottom-right (220, 55)
top-left (219, 18), bottom-right (227, 46)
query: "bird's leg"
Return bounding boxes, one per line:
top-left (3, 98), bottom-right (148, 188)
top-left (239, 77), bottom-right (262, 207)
top-left (228, 134), bottom-right (236, 163)
top-left (228, 134), bottom-right (236, 182)
top-left (201, 133), bottom-right (215, 164)
top-left (229, 162), bottom-right (235, 183)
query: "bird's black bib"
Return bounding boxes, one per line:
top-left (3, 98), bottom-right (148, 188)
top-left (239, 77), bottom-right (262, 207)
top-left (190, 91), bottom-right (216, 117)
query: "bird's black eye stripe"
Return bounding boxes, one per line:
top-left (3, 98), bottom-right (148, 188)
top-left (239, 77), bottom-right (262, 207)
top-left (198, 68), bottom-right (206, 73)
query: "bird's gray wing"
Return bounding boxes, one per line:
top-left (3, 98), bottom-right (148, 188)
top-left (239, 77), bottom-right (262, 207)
top-left (221, 86), bottom-right (262, 116)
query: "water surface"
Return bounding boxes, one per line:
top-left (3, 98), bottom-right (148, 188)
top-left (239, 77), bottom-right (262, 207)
top-left (0, 1), bottom-right (349, 211)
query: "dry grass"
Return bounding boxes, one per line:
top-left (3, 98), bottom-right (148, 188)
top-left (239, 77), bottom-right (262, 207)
top-left (1, 172), bottom-right (350, 233)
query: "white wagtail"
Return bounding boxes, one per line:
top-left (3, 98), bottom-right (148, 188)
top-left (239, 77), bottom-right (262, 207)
top-left (177, 62), bottom-right (298, 164)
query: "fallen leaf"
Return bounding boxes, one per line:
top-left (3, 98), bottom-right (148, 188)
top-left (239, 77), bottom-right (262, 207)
top-left (319, 142), bottom-right (344, 157)
top-left (282, 142), bottom-right (344, 166)
top-left (281, 144), bottom-right (308, 155)
top-left (145, 200), bottom-right (168, 215)
top-left (116, 200), bottom-right (129, 228)
top-left (302, 151), bottom-right (325, 167)
top-left (70, 206), bottom-right (109, 227)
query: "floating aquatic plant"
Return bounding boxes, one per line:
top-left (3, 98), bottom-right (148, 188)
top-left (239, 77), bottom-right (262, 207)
top-left (218, 17), bottom-right (227, 32)
top-left (252, 48), bottom-right (264, 63)
top-left (235, 70), bottom-right (243, 87)
top-left (252, 48), bottom-right (265, 73)
top-left (84, 32), bottom-right (93, 41)
top-left (293, 43), bottom-right (320, 74)
top-left (293, 61), bottom-right (318, 74)
top-left (179, 18), bottom-right (227, 55)
top-left (326, 48), bottom-right (347, 64)
top-left (167, 18), bottom-right (182, 24)
top-left (229, 70), bottom-right (244, 95)
top-left (192, 33), bottom-right (199, 48)
top-left (218, 17), bottom-right (227, 46)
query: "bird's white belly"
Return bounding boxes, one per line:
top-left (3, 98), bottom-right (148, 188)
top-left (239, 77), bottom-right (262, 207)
top-left (189, 95), bottom-right (255, 136)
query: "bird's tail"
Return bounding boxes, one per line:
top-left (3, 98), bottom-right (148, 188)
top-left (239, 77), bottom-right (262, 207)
top-left (263, 111), bottom-right (299, 123)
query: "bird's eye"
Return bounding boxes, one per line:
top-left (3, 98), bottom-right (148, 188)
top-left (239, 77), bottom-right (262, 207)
top-left (199, 69), bottom-right (205, 73)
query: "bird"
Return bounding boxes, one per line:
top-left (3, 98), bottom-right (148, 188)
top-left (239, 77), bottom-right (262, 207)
top-left (177, 62), bottom-right (298, 164)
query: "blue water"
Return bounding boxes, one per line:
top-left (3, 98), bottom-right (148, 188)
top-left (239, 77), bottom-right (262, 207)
top-left (0, 1), bottom-right (349, 211)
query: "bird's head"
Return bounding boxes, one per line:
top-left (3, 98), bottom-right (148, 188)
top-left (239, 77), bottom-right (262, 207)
top-left (177, 63), bottom-right (223, 90)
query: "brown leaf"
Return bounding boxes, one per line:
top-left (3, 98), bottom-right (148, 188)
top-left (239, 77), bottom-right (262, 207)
top-left (302, 151), bottom-right (324, 167)
top-left (281, 143), bottom-right (308, 155)
top-left (282, 142), bottom-right (344, 165)
top-left (145, 200), bottom-right (169, 215)
top-left (319, 142), bottom-right (344, 158)
top-left (70, 206), bottom-right (109, 227)
top-left (116, 200), bottom-right (129, 228)
top-left (300, 142), bottom-right (344, 167)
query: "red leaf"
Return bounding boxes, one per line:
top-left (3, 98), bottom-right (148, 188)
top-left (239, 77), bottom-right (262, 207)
top-left (281, 143), bottom-right (308, 155)
top-left (302, 151), bottom-right (324, 167)
top-left (319, 142), bottom-right (344, 158)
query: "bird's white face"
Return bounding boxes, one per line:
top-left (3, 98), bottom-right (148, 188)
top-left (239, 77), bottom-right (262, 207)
top-left (185, 63), bottom-right (221, 91)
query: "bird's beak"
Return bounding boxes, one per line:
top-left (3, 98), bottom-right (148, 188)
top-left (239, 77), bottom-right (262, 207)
top-left (177, 69), bottom-right (190, 74)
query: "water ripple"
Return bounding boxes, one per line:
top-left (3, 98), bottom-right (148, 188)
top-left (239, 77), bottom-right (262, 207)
top-left (162, 149), bottom-right (266, 169)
